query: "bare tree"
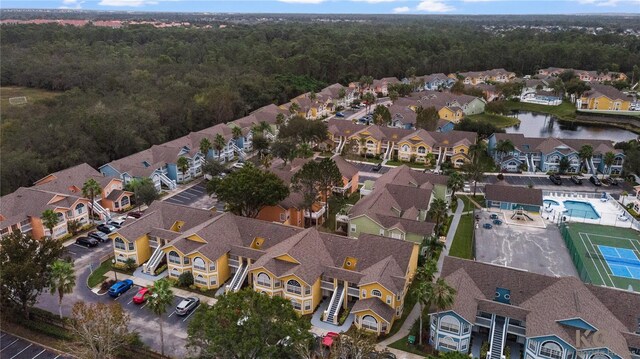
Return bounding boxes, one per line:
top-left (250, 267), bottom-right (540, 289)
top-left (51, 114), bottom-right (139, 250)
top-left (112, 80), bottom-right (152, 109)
top-left (67, 302), bottom-right (132, 359)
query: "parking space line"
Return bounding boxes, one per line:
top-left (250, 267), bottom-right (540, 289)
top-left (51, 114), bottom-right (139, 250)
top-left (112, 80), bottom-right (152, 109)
top-left (72, 244), bottom-right (89, 250)
top-left (127, 300), bottom-right (133, 305)
top-left (0, 333), bottom-right (6, 339)
top-left (183, 305), bottom-right (200, 322)
top-left (168, 310), bottom-right (176, 318)
top-left (140, 303), bottom-right (148, 309)
top-left (10, 343), bottom-right (32, 358)
top-left (32, 349), bottom-right (46, 358)
top-left (54, 355), bottom-right (61, 359)
top-left (1, 338), bottom-right (19, 352)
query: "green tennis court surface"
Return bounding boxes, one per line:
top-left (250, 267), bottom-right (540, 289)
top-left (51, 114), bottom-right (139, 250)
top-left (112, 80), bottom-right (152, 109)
top-left (561, 223), bottom-right (640, 292)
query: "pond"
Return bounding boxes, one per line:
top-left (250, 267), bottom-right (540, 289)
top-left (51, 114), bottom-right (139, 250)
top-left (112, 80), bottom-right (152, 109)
top-left (505, 111), bottom-right (638, 142)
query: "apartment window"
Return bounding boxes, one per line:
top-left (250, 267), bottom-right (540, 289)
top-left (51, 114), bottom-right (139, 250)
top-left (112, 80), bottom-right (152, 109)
top-left (75, 203), bottom-right (85, 215)
top-left (439, 315), bottom-right (461, 334)
top-left (350, 224), bottom-right (357, 233)
top-left (417, 146), bottom-right (426, 154)
top-left (290, 299), bottom-right (301, 311)
top-left (256, 273), bottom-right (271, 287)
top-left (361, 315), bottom-right (378, 331)
top-left (379, 229), bottom-right (385, 236)
top-left (304, 285), bottom-right (311, 296)
top-left (210, 276), bottom-right (217, 286)
top-left (460, 339), bottom-right (469, 351)
top-left (274, 280), bottom-right (281, 288)
top-left (304, 300), bottom-right (312, 311)
top-left (183, 257), bottom-right (190, 265)
top-left (168, 251), bottom-right (181, 264)
top-left (528, 341), bottom-right (537, 352)
top-left (279, 213), bottom-right (286, 222)
top-left (114, 237), bottom-right (126, 250)
top-left (170, 268), bottom-right (180, 277)
top-left (361, 289), bottom-right (366, 298)
top-left (371, 289), bottom-right (382, 298)
top-left (195, 274), bottom-right (208, 285)
top-left (286, 279), bottom-right (302, 295)
top-left (540, 341), bottom-right (563, 359)
top-left (463, 324), bottom-right (470, 334)
top-left (209, 261), bottom-right (216, 271)
top-left (386, 295), bottom-right (392, 305)
top-left (401, 145), bottom-right (409, 152)
top-left (128, 242), bottom-right (134, 251)
top-left (193, 257), bottom-right (206, 271)
top-left (438, 337), bottom-right (458, 351)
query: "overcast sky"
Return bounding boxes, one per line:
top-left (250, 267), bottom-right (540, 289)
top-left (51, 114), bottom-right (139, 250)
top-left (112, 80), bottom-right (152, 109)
top-left (3, 0), bottom-right (640, 15)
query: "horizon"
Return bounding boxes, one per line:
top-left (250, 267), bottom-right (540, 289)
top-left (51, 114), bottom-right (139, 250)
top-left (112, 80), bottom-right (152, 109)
top-left (2, 0), bottom-right (640, 15)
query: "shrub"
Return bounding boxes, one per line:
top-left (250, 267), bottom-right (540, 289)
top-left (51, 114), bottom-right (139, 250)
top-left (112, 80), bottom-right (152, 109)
top-left (481, 341), bottom-right (489, 359)
top-left (101, 279), bottom-right (116, 291)
top-left (123, 258), bottom-right (137, 272)
top-left (178, 272), bottom-right (194, 287)
top-left (497, 173), bottom-right (504, 181)
top-left (154, 263), bottom-right (168, 275)
top-left (22, 320), bottom-right (72, 340)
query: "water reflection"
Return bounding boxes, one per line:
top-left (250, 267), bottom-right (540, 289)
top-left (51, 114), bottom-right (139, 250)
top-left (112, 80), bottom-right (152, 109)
top-left (505, 111), bottom-right (638, 142)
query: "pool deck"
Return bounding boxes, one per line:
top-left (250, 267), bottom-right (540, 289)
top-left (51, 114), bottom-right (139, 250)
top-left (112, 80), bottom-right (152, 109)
top-left (543, 194), bottom-right (634, 229)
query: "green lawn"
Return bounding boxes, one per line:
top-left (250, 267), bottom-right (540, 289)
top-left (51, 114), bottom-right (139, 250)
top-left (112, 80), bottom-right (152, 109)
top-left (466, 113), bottom-right (520, 128)
top-left (458, 195), bottom-right (485, 212)
top-left (1, 86), bottom-right (61, 109)
top-left (449, 214), bottom-right (474, 259)
top-left (386, 160), bottom-right (429, 169)
top-left (87, 258), bottom-right (113, 288)
top-left (504, 101), bottom-right (577, 121)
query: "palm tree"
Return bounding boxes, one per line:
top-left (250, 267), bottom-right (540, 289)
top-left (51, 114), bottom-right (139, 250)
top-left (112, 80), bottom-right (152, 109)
top-left (252, 121), bottom-right (273, 136)
top-left (275, 113), bottom-right (286, 129)
top-left (427, 198), bottom-right (448, 235)
top-left (495, 139), bottom-right (515, 161)
top-left (41, 209), bottom-right (60, 239)
top-left (413, 260), bottom-right (437, 345)
top-left (308, 91), bottom-right (317, 102)
top-left (147, 278), bottom-right (174, 356)
top-left (468, 141), bottom-right (487, 164)
top-left (362, 92), bottom-right (376, 114)
top-left (389, 90), bottom-right (399, 102)
top-left (214, 133), bottom-right (227, 161)
top-left (603, 151), bottom-right (616, 176)
top-left (447, 172), bottom-right (465, 199)
top-left (338, 87), bottom-right (346, 100)
top-left (176, 156), bottom-right (189, 183)
top-left (579, 145), bottom-right (594, 173)
top-left (289, 102), bottom-right (300, 115)
top-left (199, 137), bottom-right (212, 159)
top-left (49, 259), bottom-right (76, 319)
top-left (423, 235), bottom-right (445, 261)
top-left (359, 137), bottom-right (367, 156)
top-left (427, 278), bottom-right (457, 344)
top-left (231, 126), bottom-right (243, 141)
top-left (82, 178), bottom-right (102, 222)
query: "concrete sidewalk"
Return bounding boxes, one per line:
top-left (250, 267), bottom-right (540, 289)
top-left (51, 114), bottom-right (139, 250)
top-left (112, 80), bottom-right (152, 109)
top-left (101, 271), bottom-right (218, 306)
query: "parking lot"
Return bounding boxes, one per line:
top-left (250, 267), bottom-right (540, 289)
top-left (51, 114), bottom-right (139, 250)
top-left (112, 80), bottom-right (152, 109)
top-left (0, 332), bottom-right (72, 359)
top-left (484, 174), bottom-right (632, 193)
top-left (164, 181), bottom-right (224, 211)
top-left (474, 210), bottom-right (579, 277)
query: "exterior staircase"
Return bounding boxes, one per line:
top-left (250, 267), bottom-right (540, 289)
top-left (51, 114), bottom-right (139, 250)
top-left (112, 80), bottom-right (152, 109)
top-left (335, 137), bottom-right (345, 154)
top-left (231, 143), bottom-right (246, 160)
top-left (526, 154), bottom-right (535, 173)
top-left (157, 172), bottom-right (177, 190)
top-left (488, 316), bottom-right (507, 359)
top-left (88, 201), bottom-right (110, 220)
top-left (589, 157), bottom-right (597, 175)
top-left (383, 142), bottom-right (393, 160)
top-left (324, 283), bottom-right (345, 324)
top-left (227, 261), bottom-right (249, 292)
top-left (143, 245), bottom-right (165, 275)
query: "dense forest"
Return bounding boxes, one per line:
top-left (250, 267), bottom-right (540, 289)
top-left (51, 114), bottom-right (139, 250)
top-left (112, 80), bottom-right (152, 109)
top-left (2, 18), bottom-right (640, 194)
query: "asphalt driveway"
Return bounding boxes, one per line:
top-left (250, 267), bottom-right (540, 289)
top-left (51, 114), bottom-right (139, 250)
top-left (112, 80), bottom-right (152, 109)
top-left (0, 332), bottom-right (72, 359)
top-left (164, 181), bottom-right (224, 211)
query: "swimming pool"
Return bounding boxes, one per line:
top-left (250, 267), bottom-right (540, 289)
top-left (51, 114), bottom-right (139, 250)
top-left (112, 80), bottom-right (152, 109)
top-left (543, 199), bottom-right (560, 207)
top-left (563, 200), bottom-right (601, 219)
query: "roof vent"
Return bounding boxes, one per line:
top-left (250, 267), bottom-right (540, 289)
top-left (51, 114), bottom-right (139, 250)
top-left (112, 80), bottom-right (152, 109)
top-left (494, 287), bottom-right (511, 304)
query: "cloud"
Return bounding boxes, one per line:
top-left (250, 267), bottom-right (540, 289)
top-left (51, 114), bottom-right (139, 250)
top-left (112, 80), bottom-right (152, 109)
top-left (98, 0), bottom-right (158, 6)
top-left (351, 0), bottom-right (401, 2)
top-left (278, 0), bottom-right (326, 3)
top-left (416, 0), bottom-right (455, 12)
top-left (393, 6), bottom-right (410, 12)
top-left (60, 0), bottom-right (84, 8)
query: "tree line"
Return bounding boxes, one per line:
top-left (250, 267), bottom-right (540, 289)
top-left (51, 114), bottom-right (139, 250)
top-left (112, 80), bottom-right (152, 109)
top-left (2, 22), bottom-right (639, 194)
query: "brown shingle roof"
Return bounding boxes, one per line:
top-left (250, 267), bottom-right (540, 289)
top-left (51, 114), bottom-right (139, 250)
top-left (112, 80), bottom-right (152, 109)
top-left (484, 184), bottom-right (543, 206)
top-left (352, 297), bottom-right (396, 323)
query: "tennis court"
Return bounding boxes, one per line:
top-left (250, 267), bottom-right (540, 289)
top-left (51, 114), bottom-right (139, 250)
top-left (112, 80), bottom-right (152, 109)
top-left (597, 245), bottom-right (640, 279)
top-left (561, 222), bottom-right (640, 292)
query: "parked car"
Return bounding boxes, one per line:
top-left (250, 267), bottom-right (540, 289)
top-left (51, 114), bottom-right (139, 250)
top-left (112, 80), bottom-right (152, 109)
top-left (127, 211), bottom-right (144, 219)
top-left (483, 223), bottom-right (493, 229)
top-left (371, 163), bottom-right (382, 172)
top-left (322, 332), bottom-right (340, 347)
top-left (108, 279), bottom-right (134, 298)
top-left (570, 175), bottom-right (583, 185)
top-left (97, 223), bottom-right (117, 234)
top-left (231, 162), bottom-right (245, 170)
top-left (493, 219), bottom-right (503, 225)
top-left (335, 112), bottom-right (345, 118)
top-left (589, 176), bottom-right (602, 186)
top-left (132, 287), bottom-right (151, 304)
top-left (75, 236), bottom-right (98, 248)
top-left (549, 174), bottom-right (562, 185)
top-left (176, 297), bottom-right (200, 316)
top-left (88, 231), bottom-right (109, 243)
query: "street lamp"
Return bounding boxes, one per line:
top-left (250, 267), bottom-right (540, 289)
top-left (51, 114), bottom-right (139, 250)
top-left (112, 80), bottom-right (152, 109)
top-left (112, 259), bottom-right (118, 282)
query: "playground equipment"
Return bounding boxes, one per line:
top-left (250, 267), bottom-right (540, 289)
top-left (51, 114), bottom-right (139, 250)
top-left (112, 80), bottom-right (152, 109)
top-left (511, 208), bottom-right (534, 221)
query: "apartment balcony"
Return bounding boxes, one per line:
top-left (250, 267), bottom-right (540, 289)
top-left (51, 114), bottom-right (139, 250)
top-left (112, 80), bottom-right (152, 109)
top-left (475, 315), bottom-right (492, 328)
top-left (321, 280), bottom-right (335, 291)
top-left (506, 324), bottom-right (526, 337)
top-left (304, 205), bottom-right (326, 219)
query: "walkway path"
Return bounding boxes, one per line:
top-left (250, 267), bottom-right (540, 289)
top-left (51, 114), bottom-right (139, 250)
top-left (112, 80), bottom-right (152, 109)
top-left (378, 197), bottom-right (465, 349)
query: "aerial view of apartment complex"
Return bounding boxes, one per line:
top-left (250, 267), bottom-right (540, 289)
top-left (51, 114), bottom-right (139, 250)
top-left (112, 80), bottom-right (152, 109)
top-left (1, 5), bottom-right (639, 359)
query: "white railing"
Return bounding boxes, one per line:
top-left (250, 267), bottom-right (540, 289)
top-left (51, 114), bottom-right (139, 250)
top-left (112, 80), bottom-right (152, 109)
top-left (321, 280), bottom-right (334, 291)
top-left (589, 157), bottom-right (597, 174)
top-left (227, 261), bottom-right (248, 292)
top-left (304, 206), bottom-right (326, 219)
top-left (157, 172), bottom-right (177, 190)
top-left (347, 286), bottom-right (360, 297)
top-left (231, 143), bottom-right (246, 160)
top-left (323, 286), bottom-right (340, 321)
top-left (384, 142), bottom-right (393, 160)
top-left (143, 245), bottom-right (166, 274)
top-left (88, 201), bottom-right (110, 220)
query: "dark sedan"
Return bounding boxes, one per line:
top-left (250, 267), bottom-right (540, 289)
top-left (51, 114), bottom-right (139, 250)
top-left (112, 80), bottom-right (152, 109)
top-left (75, 236), bottom-right (98, 247)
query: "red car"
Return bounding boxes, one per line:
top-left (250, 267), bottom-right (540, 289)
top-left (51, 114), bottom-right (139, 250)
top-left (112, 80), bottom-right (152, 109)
top-left (132, 287), bottom-right (151, 304)
top-left (322, 332), bottom-right (339, 347)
